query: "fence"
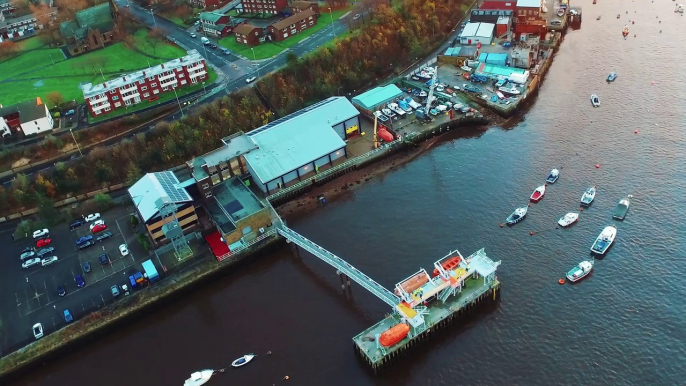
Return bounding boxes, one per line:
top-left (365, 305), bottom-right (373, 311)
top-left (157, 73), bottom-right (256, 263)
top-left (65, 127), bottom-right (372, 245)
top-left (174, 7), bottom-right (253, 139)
top-left (216, 228), bottom-right (278, 262)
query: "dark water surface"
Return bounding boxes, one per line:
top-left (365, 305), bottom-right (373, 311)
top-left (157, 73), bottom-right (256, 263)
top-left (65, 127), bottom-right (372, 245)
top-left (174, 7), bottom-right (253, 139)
top-left (16, 1), bottom-right (686, 385)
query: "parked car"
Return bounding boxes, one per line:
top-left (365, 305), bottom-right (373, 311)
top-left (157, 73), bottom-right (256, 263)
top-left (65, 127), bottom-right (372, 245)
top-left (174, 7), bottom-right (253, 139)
top-left (190, 32), bottom-right (197, 38)
top-left (41, 256), bottom-right (58, 266)
top-left (99, 253), bottom-right (110, 265)
top-left (148, 96), bottom-right (160, 102)
top-left (111, 285), bottom-right (120, 297)
top-left (551, 20), bottom-right (562, 25)
top-left (63, 309), bottom-right (73, 323)
top-left (22, 258), bottom-right (41, 268)
top-left (84, 213), bottom-right (100, 222)
top-left (76, 235), bottom-right (93, 246)
top-left (37, 247), bottom-right (55, 258)
top-left (91, 224), bottom-right (107, 234)
top-left (221, 48), bottom-right (230, 55)
top-left (21, 246), bottom-right (34, 254)
top-left (96, 231), bottom-right (113, 241)
top-left (353, 13), bottom-right (361, 20)
top-left (119, 244), bottom-right (129, 256)
top-left (20, 251), bottom-right (36, 260)
top-left (69, 219), bottom-right (85, 229)
top-left (89, 219), bottom-right (104, 230)
top-left (32, 323), bottom-right (43, 339)
top-left (78, 241), bottom-right (95, 250)
top-left (36, 238), bottom-right (52, 248)
top-left (82, 260), bottom-right (92, 273)
top-left (33, 229), bottom-right (49, 239)
top-left (210, 43), bottom-right (217, 49)
top-left (246, 76), bottom-right (256, 83)
top-left (75, 274), bottom-right (85, 288)
top-left (57, 285), bottom-right (66, 297)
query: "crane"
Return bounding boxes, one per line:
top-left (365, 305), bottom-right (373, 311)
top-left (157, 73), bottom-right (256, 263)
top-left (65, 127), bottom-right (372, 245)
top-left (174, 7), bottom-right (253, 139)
top-left (424, 66), bottom-right (438, 116)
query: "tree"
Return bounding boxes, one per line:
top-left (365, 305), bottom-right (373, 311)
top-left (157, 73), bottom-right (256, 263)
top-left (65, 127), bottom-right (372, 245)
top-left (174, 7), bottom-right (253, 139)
top-left (46, 91), bottom-right (65, 108)
top-left (14, 220), bottom-right (34, 240)
top-left (93, 193), bottom-right (113, 209)
top-left (126, 162), bottom-right (142, 186)
top-left (285, 52), bottom-right (299, 67)
top-left (55, 0), bottom-right (88, 18)
top-left (147, 27), bottom-right (165, 55)
top-left (0, 41), bottom-right (18, 58)
top-left (36, 192), bottom-right (60, 225)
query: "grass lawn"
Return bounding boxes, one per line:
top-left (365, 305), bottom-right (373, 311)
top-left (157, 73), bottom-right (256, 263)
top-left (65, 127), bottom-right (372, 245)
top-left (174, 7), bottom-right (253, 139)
top-left (87, 68), bottom-right (218, 124)
top-left (218, 7), bottom-right (351, 60)
top-left (161, 13), bottom-right (195, 28)
top-left (0, 30), bottom-right (189, 106)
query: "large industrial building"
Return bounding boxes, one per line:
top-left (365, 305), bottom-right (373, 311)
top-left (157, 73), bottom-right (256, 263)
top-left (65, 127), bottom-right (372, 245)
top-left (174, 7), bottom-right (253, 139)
top-left (459, 22), bottom-right (495, 45)
top-left (351, 84), bottom-right (404, 115)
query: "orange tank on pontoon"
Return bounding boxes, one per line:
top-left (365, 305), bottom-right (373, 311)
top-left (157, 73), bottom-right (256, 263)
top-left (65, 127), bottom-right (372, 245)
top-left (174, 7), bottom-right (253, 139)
top-left (379, 323), bottom-right (410, 347)
top-left (432, 256), bottom-right (462, 277)
top-left (394, 273), bottom-right (429, 296)
top-left (377, 128), bottom-right (394, 142)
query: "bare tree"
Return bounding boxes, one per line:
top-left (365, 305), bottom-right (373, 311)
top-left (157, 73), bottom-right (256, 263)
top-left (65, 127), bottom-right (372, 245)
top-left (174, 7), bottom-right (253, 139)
top-left (147, 27), bottom-right (165, 55)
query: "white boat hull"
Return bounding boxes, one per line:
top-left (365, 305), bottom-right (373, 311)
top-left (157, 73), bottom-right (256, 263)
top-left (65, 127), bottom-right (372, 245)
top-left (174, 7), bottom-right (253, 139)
top-left (184, 370), bottom-right (216, 386)
top-left (590, 226), bottom-right (617, 254)
top-left (558, 212), bottom-right (579, 227)
top-left (231, 354), bottom-right (255, 367)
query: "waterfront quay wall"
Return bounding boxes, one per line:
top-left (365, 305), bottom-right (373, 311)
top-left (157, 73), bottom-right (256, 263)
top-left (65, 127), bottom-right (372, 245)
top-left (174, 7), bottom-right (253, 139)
top-left (0, 233), bottom-right (284, 382)
top-left (354, 280), bottom-right (501, 373)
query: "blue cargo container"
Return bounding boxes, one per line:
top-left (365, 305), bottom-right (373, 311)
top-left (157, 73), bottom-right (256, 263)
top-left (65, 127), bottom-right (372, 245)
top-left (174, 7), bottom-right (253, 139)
top-left (142, 259), bottom-right (160, 283)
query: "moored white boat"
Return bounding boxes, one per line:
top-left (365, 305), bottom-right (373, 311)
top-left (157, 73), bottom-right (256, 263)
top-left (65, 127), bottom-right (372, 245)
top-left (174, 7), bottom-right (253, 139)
top-left (546, 168), bottom-right (559, 183)
top-left (613, 196), bottom-right (631, 220)
top-left (231, 354), bottom-right (255, 368)
top-left (580, 186), bottom-right (596, 206)
top-left (590, 225), bottom-right (617, 254)
top-left (499, 85), bottom-right (520, 95)
top-left (557, 212), bottom-right (579, 227)
top-left (590, 94), bottom-right (600, 107)
top-left (184, 369), bottom-right (224, 386)
top-left (530, 185), bottom-right (546, 202)
top-left (566, 260), bottom-right (594, 282)
top-left (506, 207), bottom-right (528, 225)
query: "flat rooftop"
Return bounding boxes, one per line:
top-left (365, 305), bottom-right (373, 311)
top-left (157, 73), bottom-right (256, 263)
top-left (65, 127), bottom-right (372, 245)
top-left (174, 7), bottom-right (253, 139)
top-left (212, 177), bottom-right (264, 223)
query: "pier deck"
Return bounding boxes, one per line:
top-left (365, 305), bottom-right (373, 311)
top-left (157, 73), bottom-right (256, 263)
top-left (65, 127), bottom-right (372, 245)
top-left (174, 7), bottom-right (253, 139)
top-left (353, 277), bottom-right (499, 368)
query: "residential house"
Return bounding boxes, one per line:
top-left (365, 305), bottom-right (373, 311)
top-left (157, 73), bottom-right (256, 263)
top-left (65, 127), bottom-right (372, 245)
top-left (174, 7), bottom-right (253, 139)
top-left (0, 97), bottom-right (54, 137)
top-left (59, 0), bottom-right (118, 56)
top-left (240, 0), bottom-right (288, 15)
top-left (289, 1), bottom-right (319, 16)
top-left (81, 50), bottom-right (208, 117)
top-left (266, 8), bottom-right (316, 42)
top-left (0, 0), bottom-right (16, 15)
top-left (233, 23), bottom-right (262, 46)
top-left (0, 7), bottom-right (57, 41)
top-left (200, 11), bottom-right (234, 37)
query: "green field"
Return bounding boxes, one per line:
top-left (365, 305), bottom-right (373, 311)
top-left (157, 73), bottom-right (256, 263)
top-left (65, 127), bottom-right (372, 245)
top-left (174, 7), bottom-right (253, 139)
top-left (87, 68), bottom-right (218, 124)
top-left (219, 7), bottom-right (351, 60)
top-left (0, 31), bottom-right (190, 106)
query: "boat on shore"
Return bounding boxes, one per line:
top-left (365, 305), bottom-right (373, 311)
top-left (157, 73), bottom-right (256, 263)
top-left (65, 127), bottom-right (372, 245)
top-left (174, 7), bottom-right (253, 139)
top-left (613, 196), bottom-right (631, 220)
top-left (506, 207), bottom-right (528, 225)
top-left (590, 94), bottom-right (600, 107)
top-left (622, 26), bottom-right (629, 38)
top-left (607, 72), bottom-right (617, 82)
top-left (379, 323), bottom-right (410, 347)
top-left (557, 8), bottom-right (565, 16)
top-left (557, 212), bottom-right (579, 227)
top-left (184, 369), bottom-right (224, 386)
top-left (546, 169), bottom-right (559, 183)
top-left (566, 260), bottom-right (594, 282)
top-left (499, 85), bottom-right (520, 95)
top-left (581, 186), bottom-right (596, 206)
top-left (231, 354), bottom-right (255, 368)
top-left (590, 225), bottom-right (617, 254)
top-left (596, 15), bottom-right (601, 20)
top-left (530, 185), bottom-right (546, 202)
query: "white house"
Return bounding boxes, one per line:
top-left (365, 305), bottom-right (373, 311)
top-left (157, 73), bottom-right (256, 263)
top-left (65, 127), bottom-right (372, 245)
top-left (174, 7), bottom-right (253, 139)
top-left (0, 97), bottom-right (54, 136)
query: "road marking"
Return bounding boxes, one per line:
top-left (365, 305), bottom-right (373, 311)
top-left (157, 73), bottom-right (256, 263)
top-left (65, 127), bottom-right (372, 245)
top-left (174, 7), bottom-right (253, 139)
top-left (43, 280), bottom-right (50, 303)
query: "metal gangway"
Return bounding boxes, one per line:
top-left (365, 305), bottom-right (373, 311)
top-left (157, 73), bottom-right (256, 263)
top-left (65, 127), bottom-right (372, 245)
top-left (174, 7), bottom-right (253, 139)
top-left (277, 224), bottom-right (400, 308)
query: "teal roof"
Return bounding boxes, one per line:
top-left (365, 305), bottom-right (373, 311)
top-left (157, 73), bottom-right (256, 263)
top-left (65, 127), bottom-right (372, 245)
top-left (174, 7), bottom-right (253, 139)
top-left (200, 12), bottom-right (225, 23)
top-left (351, 84), bottom-right (404, 110)
top-left (61, 3), bottom-right (114, 40)
top-left (244, 97), bottom-right (355, 184)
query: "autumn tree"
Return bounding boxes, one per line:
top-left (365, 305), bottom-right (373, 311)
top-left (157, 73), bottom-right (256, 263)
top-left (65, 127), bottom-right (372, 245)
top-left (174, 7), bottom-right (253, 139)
top-left (46, 91), bottom-right (65, 108)
top-left (55, 0), bottom-right (89, 18)
top-left (147, 27), bottom-right (165, 55)
top-left (0, 41), bottom-right (18, 59)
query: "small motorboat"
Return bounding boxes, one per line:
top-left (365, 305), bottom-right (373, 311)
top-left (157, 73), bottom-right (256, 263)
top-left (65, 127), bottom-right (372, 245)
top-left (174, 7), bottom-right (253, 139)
top-left (590, 94), bottom-right (600, 107)
top-left (231, 354), bottom-right (255, 368)
top-left (381, 108), bottom-right (395, 117)
top-left (546, 168), bottom-right (559, 183)
top-left (580, 186), bottom-right (596, 206)
top-left (379, 323), bottom-right (410, 347)
top-left (622, 26), bottom-right (629, 38)
top-left (613, 196), bottom-right (631, 220)
top-left (557, 212), bottom-right (579, 227)
top-left (432, 255), bottom-right (462, 276)
top-left (607, 72), bottom-right (617, 82)
top-left (530, 185), bottom-right (546, 203)
top-left (557, 8), bottom-right (565, 17)
top-left (506, 207), bottom-right (528, 225)
top-left (499, 85), bottom-right (520, 95)
top-left (616, 13), bottom-right (620, 19)
top-left (184, 369), bottom-right (224, 386)
top-left (418, 91), bottom-right (427, 97)
top-left (590, 225), bottom-right (617, 254)
top-left (596, 15), bottom-right (601, 20)
top-left (566, 260), bottom-right (594, 282)
top-left (593, 0), bottom-right (596, 3)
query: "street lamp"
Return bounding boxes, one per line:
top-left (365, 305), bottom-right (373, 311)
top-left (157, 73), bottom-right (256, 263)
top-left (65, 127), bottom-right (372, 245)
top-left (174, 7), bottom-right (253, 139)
top-left (250, 47), bottom-right (260, 77)
top-left (149, 9), bottom-right (157, 28)
top-left (202, 81), bottom-right (207, 94)
top-left (172, 87), bottom-right (184, 117)
top-left (70, 128), bottom-right (83, 156)
top-left (328, 8), bottom-right (336, 38)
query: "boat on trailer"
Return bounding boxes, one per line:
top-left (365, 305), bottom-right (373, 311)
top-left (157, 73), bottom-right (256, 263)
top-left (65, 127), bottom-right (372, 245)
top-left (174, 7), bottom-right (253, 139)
top-left (590, 225), bottom-right (617, 255)
top-left (184, 369), bottom-right (224, 386)
top-left (613, 196), bottom-right (631, 220)
top-left (546, 169), bottom-right (559, 183)
top-left (566, 260), bottom-right (594, 282)
top-left (506, 207), bottom-right (528, 225)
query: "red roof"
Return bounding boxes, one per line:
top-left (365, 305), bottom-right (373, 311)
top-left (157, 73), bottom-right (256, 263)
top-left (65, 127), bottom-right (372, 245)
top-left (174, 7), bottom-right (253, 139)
top-left (479, 1), bottom-right (517, 11)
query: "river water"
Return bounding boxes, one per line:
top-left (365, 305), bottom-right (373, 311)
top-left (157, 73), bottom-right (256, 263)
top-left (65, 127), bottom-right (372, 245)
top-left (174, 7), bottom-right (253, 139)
top-left (17, 1), bottom-right (686, 385)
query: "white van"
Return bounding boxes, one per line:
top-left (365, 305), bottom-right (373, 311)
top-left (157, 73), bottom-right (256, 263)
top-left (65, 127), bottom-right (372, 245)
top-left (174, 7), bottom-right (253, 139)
top-left (201, 37), bottom-right (210, 45)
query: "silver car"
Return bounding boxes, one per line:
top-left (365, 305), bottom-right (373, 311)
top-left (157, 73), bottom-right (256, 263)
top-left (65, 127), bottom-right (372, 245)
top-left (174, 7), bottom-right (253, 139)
top-left (41, 256), bottom-right (58, 266)
top-left (22, 258), bottom-right (41, 268)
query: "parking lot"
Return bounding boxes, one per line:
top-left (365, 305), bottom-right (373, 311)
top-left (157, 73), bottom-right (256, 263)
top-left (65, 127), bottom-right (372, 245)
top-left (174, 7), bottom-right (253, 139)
top-left (0, 205), bottom-right (163, 353)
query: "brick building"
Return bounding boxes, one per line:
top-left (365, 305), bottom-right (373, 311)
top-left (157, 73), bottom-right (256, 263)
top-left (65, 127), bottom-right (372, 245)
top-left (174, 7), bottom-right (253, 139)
top-left (515, 0), bottom-right (541, 22)
top-left (240, 0), bottom-right (288, 15)
top-left (289, 1), bottom-right (319, 16)
top-left (200, 11), bottom-right (234, 37)
top-left (190, 0), bottom-right (220, 8)
top-left (266, 8), bottom-right (316, 42)
top-left (59, 0), bottom-right (118, 56)
top-left (82, 50), bottom-right (208, 117)
top-left (234, 23), bottom-right (263, 46)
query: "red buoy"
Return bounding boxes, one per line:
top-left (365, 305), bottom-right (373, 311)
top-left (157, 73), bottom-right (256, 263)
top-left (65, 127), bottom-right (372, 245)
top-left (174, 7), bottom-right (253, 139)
top-left (595, 164), bottom-right (600, 169)
top-left (634, 130), bottom-right (638, 134)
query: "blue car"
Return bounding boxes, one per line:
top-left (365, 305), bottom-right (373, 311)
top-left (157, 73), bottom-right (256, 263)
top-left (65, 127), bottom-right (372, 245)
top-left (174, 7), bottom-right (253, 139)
top-left (76, 235), bottom-right (93, 246)
top-left (75, 274), bottom-right (85, 288)
top-left (63, 309), bottom-right (73, 323)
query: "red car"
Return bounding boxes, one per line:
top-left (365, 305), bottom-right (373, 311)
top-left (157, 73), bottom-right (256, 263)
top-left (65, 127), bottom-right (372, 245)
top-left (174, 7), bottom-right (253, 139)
top-left (36, 238), bottom-right (52, 248)
top-left (91, 224), bottom-right (108, 234)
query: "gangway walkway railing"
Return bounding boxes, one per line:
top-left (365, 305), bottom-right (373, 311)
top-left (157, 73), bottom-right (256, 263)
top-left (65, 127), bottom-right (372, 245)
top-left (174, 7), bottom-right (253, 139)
top-left (277, 224), bottom-right (400, 308)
